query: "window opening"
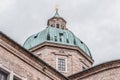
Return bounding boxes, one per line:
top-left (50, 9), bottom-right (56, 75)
top-left (51, 24), bottom-right (53, 27)
top-left (47, 33), bottom-right (50, 40)
top-left (56, 24), bottom-right (59, 28)
top-left (34, 33), bottom-right (39, 38)
top-left (57, 58), bottom-right (66, 72)
top-left (55, 36), bottom-right (57, 41)
top-left (66, 39), bottom-right (69, 43)
top-left (0, 70), bottom-right (8, 80)
top-left (74, 39), bottom-right (76, 45)
top-left (59, 33), bottom-right (63, 36)
top-left (81, 41), bottom-right (83, 44)
top-left (59, 38), bottom-right (62, 42)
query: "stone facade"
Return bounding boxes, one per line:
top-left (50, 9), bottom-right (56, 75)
top-left (1, 29), bottom-right (120, 80)
top-left (23, 9), bottom-right (94, 77)
top-left (29, 42), bottom-right (93, 76)
top-left (82, 67), bottom-right (120, 80)
top-left (0, 32), bottom-right (68, 80)
top-left (0, 7), bottom-right (120, 79)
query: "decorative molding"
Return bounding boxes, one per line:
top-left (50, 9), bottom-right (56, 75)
top-left (30, 42), bottom-right (94, 64)
top-left (68, 60), bottom-right (120, 80)
top-left (52, 52), bottom-right (71, 57)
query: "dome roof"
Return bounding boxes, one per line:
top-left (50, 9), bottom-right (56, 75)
top-left (23, 27), bottom-right (92, 57)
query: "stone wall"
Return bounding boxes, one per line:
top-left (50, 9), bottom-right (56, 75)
top-left (0, 33), bottom-right (68, 80)
top-left (0, 46), bottom-right (54, 80)
top-left (81, 67), bottom-right (120, 80)
top-left (68, 60), bottom-right (120, 80)
top-left (31, 44), bottom-right (93, 76)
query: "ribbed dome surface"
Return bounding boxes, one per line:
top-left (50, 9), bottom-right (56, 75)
top-left (23, 27), bottom-right (92, 57)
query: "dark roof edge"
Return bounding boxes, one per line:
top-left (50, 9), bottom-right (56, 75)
top-left (0, 31), bottom-right (69, 80)
top-left (68, 59), bottom-right (120, 79)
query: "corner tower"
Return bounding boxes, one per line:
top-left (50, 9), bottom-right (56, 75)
top-left (23, 8), bottom-right (94, 76)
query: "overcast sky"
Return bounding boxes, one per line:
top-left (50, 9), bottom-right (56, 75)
top-left (0, 0), bottom-right (120, 65)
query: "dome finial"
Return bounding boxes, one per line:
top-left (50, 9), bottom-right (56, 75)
top-left (54, 5), bottom-right (60, 17)
top-left (55, 5), bottom-right (59, 13)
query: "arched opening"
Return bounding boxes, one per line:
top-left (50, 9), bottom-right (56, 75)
top-left (56, 24), bottom-right (59, 28)
top-left (47, 33), bottom-right (50, 40)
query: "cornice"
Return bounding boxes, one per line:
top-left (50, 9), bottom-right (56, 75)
top-left (30, 42), bottom-right (94, 64)
top-left (68, 60), bottom-right (120, 80)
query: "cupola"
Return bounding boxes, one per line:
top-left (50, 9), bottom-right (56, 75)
top-left (47, 7), bottom-right (67, 30)
top-left (23, 8), bottom-right (92, 58)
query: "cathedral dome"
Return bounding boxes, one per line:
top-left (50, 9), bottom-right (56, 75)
top-left (23, 27), bottom-right (92, 57)
top-left (23, 9), bottom-right (92, 58)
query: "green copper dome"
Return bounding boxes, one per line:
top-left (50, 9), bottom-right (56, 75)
top-left (23, 27), bottom-right (92, 57)
top-left (23, 10), bottom-right (92, 58)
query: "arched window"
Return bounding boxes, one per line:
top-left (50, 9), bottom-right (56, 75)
top-left (55, 36), bottom-right (57, 41)
top-left (56, 24), bottom-right (59, 28)
top-left (59, 38), bottom-right (62, 42)
top-left (74, 39), bottom-right (76, 45)
top-left (66, 39), bottom-right (69, 43)
top-left (47, 33), bottom-right (50, 40)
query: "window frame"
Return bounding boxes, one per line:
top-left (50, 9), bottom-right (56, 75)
top-left (0, 65), bottom-right (23, 80)
top-left (56, 57), bottom-right (67, 72)
top-left (0, 68), bottom-right (9, 80)
top-left (0, 71), bottom-right (8, 80)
